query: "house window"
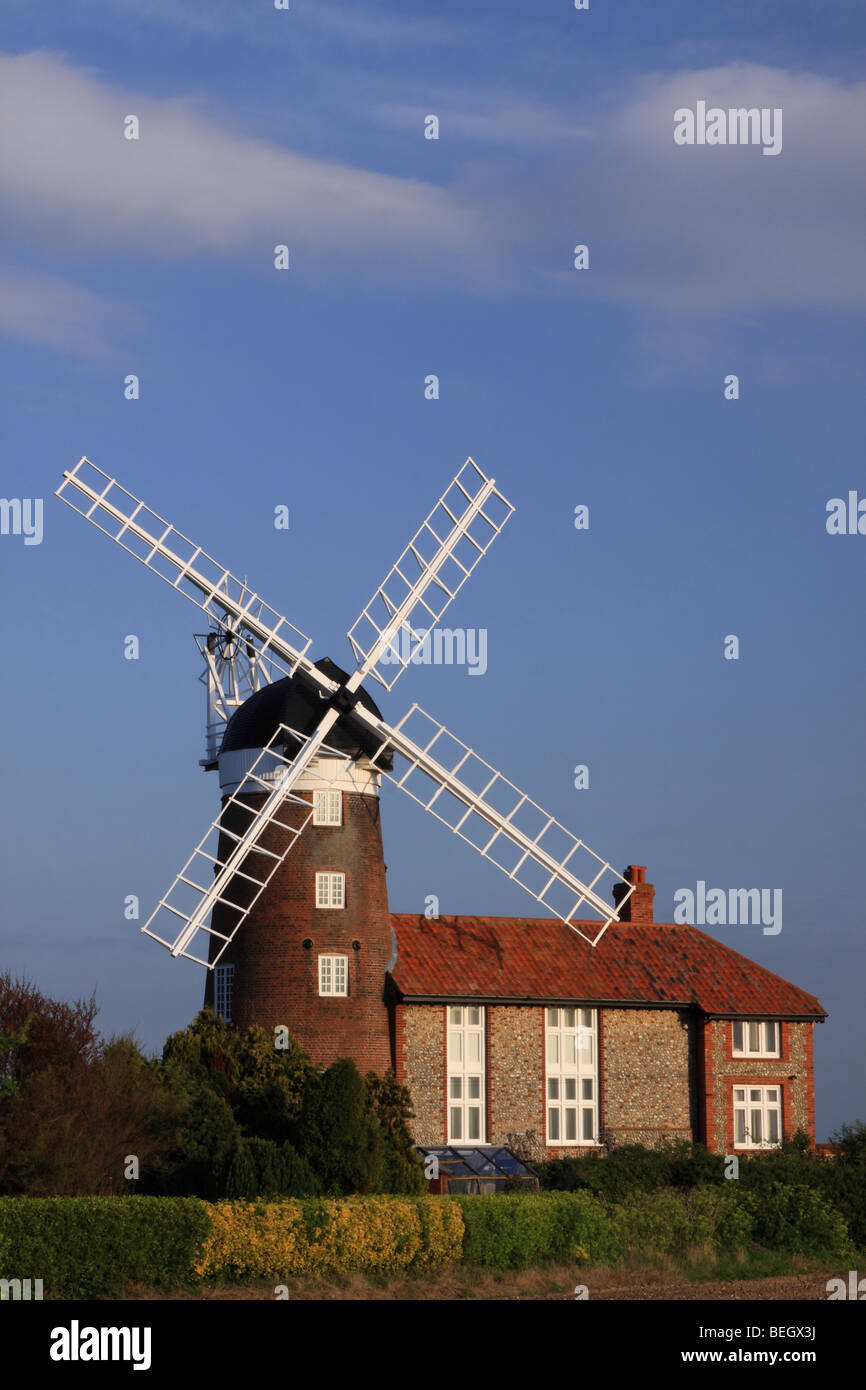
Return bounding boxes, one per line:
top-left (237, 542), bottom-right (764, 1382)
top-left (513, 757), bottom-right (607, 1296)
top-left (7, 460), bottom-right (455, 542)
top-left (319, 954), bottom-right (348, 996)
top-left (447, 1006), bottom-right (485, 1143)
top-left (214, 964), bottom-right (234, 1023)
top-left (733, 1086), bottom-right (782, 1148)
top-left (732, 1020), bottom-right (780, 1057)
top-left (313, 789), bottom-right (342, 825)
top-left (546, 1007), bottom-right (598, 1146)
top-left (315, 872), bottom-right (345, 908)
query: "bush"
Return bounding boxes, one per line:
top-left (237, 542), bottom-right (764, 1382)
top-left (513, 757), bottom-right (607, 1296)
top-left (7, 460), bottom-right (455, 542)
top-left (453, 1191), bottom-right (618, 1268)
top-left (738, 1183), bottom-right (854, 1260)
top-left (0, 1196), bottom-right (209, 1297)
top-left (612, 1187), bottom-right (751, 1256)
top-left (194, 1195), bottom-right (463, 1280)
top-left (292, 1059), bottom-right (382, 1195)
top-left (536, 1141), bottom-right (726, 1199)
top-left (222, 1137), bottom-right (320, 1199)
top-left (821, 1122), bottom-right (866, 1250)
top-left (0, 976), bottom-right (179, 1197)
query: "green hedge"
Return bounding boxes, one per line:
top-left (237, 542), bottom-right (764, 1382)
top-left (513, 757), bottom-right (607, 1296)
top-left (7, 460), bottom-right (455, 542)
top-left (453, 1191), bottom-right (619, 1268)
top-left (611, 1187), bottom-right (752, 1256)
top-left (0, 1184), bottom-right (854, 1295)
top-left (0, 1196), bottom-right (210, 1297)
top-left (738, 1183), bottom-right (854, 1260)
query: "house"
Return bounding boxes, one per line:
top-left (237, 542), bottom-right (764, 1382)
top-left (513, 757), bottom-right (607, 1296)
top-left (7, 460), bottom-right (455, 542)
top-left (388, 867), bottom-right (826, 1157)
top-left (202, 671), bottom-right (826, 1157)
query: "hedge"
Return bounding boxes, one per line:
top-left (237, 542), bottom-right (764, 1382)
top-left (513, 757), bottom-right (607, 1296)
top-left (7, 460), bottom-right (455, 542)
top-left (737, 1183), bottom-right (854, 1260)
top-left (453, 1191), bottom-right (618, 1268)
top-left (194, 1195), bottom-right (464, 1280)
top-left (611, 1187), bottom-right (752, 1256)
top-left (0, 1196), bottom-right (210, 1297)
top-left (0, 1185), bottom-right (854, 1295)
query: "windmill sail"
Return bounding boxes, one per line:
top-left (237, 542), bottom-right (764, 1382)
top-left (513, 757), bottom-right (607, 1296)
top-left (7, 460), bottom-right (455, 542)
top-left (141, 727), bottom-right (356, 966)
top-left (58, 451), bottom-right (630, 961)
top-left (357, 703), bottom-right (634, 946)
top-left (56, 457), bottom-right (318, 685)
top-left (346, 458), bottom-right (514, 690)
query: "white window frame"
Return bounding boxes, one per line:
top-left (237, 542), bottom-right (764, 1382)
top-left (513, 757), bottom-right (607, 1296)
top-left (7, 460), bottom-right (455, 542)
top-left (315, 871), bottom-right (345, 908)
top-left (733, 1085), bottom-right (782, 1149)
top-left (446, 1006), bottom-right (485, 1143)
top-left (318, 954), bottom-right (348, 997)
top-left (546, 1007), bottom-right (599, 1147)
top-left (732, 1020), bottom-right (780, 1058)
top-left (214, 963), bottom-right (234, 1023)
top-left (313, 789), bottom-right (342, 826)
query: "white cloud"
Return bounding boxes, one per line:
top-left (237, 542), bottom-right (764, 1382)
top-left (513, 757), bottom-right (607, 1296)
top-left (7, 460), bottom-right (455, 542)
top-left (0, 51), bottom-right (863, 334)
top-left (561, 63), bottom-right (866, 311)
top-left (0, 269), bottom-right (134, 355)
top-left (0, 50), bottom-right (489, 275)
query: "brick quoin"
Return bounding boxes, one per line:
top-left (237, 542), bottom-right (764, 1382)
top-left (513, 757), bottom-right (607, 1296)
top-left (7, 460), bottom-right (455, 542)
top-left (204, 786), bottom-right (393, 1075)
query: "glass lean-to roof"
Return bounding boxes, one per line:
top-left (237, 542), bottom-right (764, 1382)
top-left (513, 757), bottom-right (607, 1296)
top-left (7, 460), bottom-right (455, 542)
top-left (414, 1146), bottom-right (537, 1179)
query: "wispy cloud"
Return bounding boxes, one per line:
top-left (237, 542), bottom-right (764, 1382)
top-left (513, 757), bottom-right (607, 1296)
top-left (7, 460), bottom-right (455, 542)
top-left (1, 50), bottom-right (864, 350)
top-left (25, 0), bottom-right (464, 48)
top-left (373, 99), bottom-right (593, 147)
top-left (529, 63), bottom-right (866, 312)
top-left (0, 268), bottom-right (135, 355)
top-left (0, 51), bottom-right (489, 278)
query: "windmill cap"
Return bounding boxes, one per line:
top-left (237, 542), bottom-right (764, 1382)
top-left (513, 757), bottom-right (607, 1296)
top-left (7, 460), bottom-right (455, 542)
top-left (219, 657), bottom-right (393, 768)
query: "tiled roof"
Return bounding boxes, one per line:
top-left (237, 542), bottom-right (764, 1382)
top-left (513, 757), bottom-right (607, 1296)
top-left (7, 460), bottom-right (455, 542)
top-left (389, 915), bottom-right (826, 1018)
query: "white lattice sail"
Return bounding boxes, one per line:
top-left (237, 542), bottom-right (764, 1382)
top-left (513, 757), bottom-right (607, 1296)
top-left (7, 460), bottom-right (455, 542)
top-left (347, 458), bottom-right (514, 690)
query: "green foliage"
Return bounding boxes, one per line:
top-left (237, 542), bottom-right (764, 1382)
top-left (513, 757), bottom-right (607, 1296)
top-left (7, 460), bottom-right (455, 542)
top-left (293, 1058), bottom-right (382, 1195)
top-left (0, 1196), bottom-right (209, 1297)
top-left (536, 1140), bottom-right (726, 1199)
top-left (0, 1013), bottom-right (34, 1098)
top-left (0, 977), bottom-right (179, 1197)
top-left (738, 1182), bottom-right (854, 1260)
top-left (453, 1191), bottom-right (618, 1268)
top-left (612, 1187), bottom-right (751, 1256)
top-left (366, 1070), bottom-right (425, 1195)
top-left (822, 1122), bottom-right (866, 1249)
top-left (142, 1086), bottom-right (239, 1199)
top-left (223, 1137), bottom-right (259, 1200)
top-left (222, 1137), bottom-right (320, 1200)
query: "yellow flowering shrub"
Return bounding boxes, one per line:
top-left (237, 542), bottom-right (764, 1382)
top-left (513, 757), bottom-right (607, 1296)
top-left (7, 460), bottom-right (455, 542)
top-left (194, 1200), bottom-right (309, 1279)
top-left (195, 1195), bottom-right (464, 1281)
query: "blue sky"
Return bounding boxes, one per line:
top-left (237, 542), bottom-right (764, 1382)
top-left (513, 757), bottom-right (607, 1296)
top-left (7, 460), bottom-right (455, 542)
top-left (0, 1), bottom-right (864, 1138)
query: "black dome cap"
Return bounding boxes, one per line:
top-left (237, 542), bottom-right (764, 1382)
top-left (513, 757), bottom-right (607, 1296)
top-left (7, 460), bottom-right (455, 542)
top-left (219, 657), bottom-right (393, 769)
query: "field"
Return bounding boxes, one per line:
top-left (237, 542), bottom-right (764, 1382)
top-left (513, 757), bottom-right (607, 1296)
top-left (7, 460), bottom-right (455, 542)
top-left (113, 1257), bottom-right (841, 1301)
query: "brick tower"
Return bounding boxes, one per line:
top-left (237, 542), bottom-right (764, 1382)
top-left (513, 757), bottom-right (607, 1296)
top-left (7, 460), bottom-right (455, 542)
top-left (203, 658), bottom-right (394, 1075)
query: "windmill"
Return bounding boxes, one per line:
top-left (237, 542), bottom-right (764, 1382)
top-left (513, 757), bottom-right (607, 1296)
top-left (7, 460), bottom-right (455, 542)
top-left (56, 455), bottom-right (634, 1064)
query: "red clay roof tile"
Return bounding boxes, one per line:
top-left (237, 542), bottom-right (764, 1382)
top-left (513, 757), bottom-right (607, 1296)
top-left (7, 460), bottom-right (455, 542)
top-left (389, 915), bottom-right (825, 1018)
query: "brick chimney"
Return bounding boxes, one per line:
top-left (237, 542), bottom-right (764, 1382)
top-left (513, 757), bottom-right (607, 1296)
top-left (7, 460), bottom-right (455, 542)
top-left (613, 865), bottom-right (655, 923)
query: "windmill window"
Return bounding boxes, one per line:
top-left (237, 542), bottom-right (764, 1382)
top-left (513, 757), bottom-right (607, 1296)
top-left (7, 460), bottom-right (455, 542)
top-left (214, 964), bottom-right (234, 1023)
top-left (319, 954), bottom-right (348, 996)
top-left (313, 789), bottom-right (342, 826)
top-left (315, 872), bottom-right (345, 908)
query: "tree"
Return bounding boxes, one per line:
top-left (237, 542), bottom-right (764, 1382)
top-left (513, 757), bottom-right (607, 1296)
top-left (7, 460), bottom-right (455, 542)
top-left (294, 1058), bottom-right (383, 1195)
top-left (0, 975), bottom-right (177, 1196)
top-left (366, 1070), bottom-right (424, 1194)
